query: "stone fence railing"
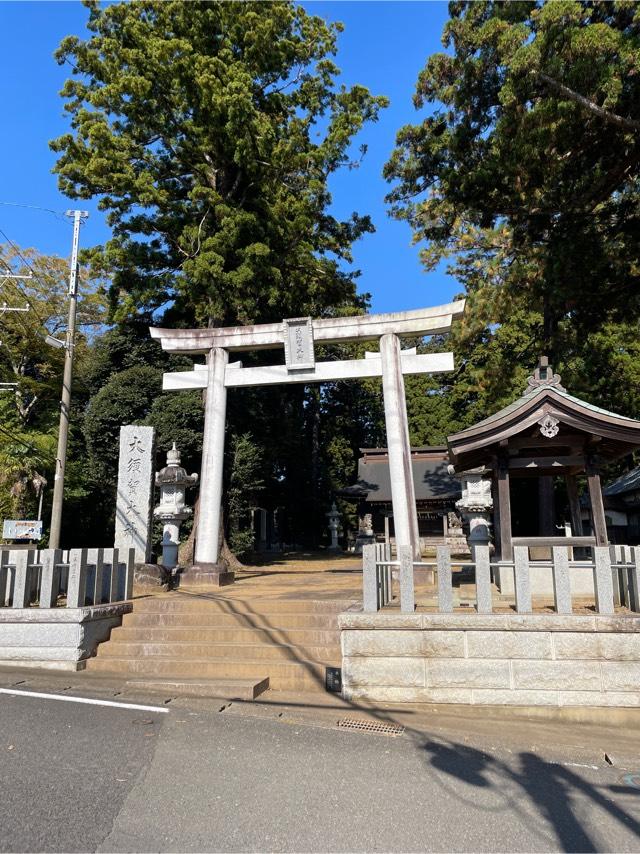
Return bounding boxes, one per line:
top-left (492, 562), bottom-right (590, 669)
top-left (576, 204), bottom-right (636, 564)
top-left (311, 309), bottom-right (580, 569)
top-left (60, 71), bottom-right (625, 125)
top-left (0, 547), bottom-right (135, 609)
top-left (362, 543), bottom-right (640, 616)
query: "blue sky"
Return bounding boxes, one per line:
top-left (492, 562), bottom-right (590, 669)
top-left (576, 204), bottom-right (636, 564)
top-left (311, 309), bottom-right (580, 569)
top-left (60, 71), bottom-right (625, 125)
top-left (0, 0), bottom-right (458, 314)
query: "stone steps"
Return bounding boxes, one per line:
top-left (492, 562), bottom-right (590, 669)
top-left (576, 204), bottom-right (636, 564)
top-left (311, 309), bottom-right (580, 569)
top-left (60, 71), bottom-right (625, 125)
top-left (87, 655), bottom-right (328, 691)
top-left (122, 612), bottom-right (344, 629)
top-left (132, 596), bottom-right (353, 614)
top-left (87, 595), bottom-right (345, 693)
top-left (96, 640), bottom-right (341, 663)
top-left (126, 677), bottom-right (269, 701)
top-left (111, 626), bottom-right (340, 645)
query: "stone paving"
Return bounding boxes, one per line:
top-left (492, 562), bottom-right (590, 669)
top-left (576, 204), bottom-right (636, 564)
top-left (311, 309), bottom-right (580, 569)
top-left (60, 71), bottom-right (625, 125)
top-left (144, 550), bottom-right (620, 615)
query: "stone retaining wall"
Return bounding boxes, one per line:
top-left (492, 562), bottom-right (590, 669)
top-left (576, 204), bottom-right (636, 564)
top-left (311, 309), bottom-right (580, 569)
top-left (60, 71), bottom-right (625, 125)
top-left (0, 604), bottom-right (132, 671)
top-left (339, 611), bottom-right (640, 707)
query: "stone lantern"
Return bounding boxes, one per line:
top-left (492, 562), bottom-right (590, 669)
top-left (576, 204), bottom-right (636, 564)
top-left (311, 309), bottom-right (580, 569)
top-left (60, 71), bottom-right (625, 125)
top-left (453, 465), bottom-right (493, 559)
top-left (154, 443), bottom-right (198, 571)
top-left (326, 502), bottom-right (341, 552)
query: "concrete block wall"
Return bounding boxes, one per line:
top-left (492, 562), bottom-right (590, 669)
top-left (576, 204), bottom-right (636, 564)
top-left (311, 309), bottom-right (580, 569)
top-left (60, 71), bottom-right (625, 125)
top-left (339, 612), bottom-right (640, 707)
top-left (0, 604), bottom-right (132, 671)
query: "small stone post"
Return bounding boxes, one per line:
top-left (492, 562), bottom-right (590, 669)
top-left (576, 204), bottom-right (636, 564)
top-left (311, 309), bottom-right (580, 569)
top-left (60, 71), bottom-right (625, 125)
top-left (153, 444), bottom-right (198, 572)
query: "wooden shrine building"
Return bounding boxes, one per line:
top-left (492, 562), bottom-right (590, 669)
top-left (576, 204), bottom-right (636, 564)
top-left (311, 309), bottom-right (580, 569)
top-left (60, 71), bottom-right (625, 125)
top-left (447, 358), bottom-right (640, 561)
top-left (340, 446), bottom-right (461, 547)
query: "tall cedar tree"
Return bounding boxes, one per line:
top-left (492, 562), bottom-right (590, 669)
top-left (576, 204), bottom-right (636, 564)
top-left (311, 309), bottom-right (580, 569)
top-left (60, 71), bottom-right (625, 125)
top-left (385, 1), bottom-right (640, 374)
top-left (51, 1), bottom-right (388, 548)
top-left (51, 0), bottom-right (387, 326)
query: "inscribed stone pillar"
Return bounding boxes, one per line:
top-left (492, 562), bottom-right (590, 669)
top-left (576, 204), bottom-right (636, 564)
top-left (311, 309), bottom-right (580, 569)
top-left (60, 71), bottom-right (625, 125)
top-left (114, 425), bottom-right (156, 563)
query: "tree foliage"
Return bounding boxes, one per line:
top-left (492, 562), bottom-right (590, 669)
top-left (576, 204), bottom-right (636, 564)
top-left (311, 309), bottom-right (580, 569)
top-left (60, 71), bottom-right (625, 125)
top-left (0, 245), bottom-right (106, 529)
top-left (382, 0), bottom-right (640, 491)
top-left (226, 433), bottom-right (264, 557)
top-left (385, 0), bottom-right (640, 354)
top-left (52, 0), bottom-right (387, 326)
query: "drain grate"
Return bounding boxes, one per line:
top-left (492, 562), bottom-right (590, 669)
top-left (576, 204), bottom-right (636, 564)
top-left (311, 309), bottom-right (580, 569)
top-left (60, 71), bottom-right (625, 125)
top-left (337, 717), bottom-right (405, 736)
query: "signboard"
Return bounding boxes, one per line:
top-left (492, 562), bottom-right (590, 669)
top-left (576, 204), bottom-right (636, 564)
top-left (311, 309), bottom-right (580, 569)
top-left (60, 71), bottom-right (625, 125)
top-left (2, 520), bottom-right (43, 540)
top-left (283, 317), bottom-right (315, 371)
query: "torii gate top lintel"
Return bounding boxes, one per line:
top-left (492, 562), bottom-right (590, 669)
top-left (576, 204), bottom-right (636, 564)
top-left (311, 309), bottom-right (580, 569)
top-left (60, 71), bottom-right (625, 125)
top-left (149, 299), bottom-right (465, 354)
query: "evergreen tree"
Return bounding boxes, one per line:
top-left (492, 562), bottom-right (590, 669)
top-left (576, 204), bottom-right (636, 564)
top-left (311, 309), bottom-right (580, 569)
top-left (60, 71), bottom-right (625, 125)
top-left (385, 0), bottom-right (640, 437)
top-left (52, 0), bottom-right (387, 326)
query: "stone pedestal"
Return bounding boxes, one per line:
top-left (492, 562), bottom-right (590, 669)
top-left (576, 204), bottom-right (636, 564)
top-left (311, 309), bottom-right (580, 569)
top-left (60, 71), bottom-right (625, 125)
top-left (177, 563), bottom-right (235, 588)
top-left (134, 563), bottom-right (170, 592)
top-left (354, 512), bottom-right (375, 555)
top-left (445, 511), bottom-right (469, 554)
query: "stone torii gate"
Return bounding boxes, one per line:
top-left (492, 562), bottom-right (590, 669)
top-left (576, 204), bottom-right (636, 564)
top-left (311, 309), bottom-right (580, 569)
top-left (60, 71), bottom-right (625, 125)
top-left (151, 300), bottom-right (465, 584)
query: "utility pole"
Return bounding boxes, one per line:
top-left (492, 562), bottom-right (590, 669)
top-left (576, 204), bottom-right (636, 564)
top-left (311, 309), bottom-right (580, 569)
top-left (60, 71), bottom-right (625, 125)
top-left (49, 210), bottom-right (88, 549)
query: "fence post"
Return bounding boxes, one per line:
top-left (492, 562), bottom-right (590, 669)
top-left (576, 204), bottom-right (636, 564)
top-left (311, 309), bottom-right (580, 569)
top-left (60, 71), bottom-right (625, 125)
top-left (375, 544), bottom-right (388, 609)
top-left (12, 551), bottom-right (35, 608)
top-left (630, 547), bottom-right (640, 613)
top-left (593, 546), bottom-right (615, 615)
top-left (124, 548), bottom-right (135, 600)
top-left (399, 545), bottom-right (415, 613)
top-left (622, 546), bottom-right (634, 609)
top-left (384, 543), bottom-right (392, 607)
top-left (91, 548), bottom-right (105, 606)
top-left (0, 550), bottom-right (9, 607)
top-left (475, 546), bottom-right (492, 614)
top-left (437, 545), bottom-right (453, 613)
top-left (513, 546), bottom-right (532, 614)
top-left (39, 549), bottom-right (62, 608)
top-left (106, 548), bottom-right (120, 603)
top-left (67, 549), bottom-right (88, 608)
top-left (610, 545), bottom-right (623, 607)
top-left (552, 546), bottom-right (572, 615)
top-left (362, 544), bottom-right (378, 613)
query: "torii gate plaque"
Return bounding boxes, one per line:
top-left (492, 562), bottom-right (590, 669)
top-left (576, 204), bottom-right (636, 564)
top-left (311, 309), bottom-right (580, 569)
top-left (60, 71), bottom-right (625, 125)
top-left (151, 300), bottom-right (464, 585)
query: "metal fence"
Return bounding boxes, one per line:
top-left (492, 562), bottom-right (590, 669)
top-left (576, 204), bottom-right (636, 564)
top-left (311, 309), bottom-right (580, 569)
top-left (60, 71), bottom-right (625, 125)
top-left (0, 547), bottom-right (135, 609)
top-left (362, 543), bottom-right (640, 616)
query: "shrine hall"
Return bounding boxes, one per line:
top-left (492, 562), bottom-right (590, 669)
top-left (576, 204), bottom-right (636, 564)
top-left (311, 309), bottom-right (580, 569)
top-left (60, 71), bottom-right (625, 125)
top-left (447, 358), bottom-right (640, 562)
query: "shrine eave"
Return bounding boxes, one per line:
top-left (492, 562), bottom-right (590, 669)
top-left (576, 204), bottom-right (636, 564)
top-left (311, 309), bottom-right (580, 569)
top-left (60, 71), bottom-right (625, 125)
top-left (447, 385), bottom-right (640, 469)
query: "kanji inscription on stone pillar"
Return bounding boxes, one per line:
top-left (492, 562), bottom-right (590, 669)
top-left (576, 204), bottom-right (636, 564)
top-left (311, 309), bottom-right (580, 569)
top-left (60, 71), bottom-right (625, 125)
top-left (114, 425), bottom-right (156, 563)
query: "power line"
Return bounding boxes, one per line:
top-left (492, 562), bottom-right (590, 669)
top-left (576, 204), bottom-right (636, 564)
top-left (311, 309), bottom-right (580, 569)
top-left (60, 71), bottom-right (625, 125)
top-left (0, 201), bottom-right (70, 225)
top-left (0, 226), bottom-right (50, 324)
top-left (0, 421), bottom-right (39, 453)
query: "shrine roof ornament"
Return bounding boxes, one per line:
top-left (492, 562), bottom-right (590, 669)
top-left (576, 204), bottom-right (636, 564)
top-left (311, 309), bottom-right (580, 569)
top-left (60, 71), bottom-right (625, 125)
top-left (525, 356), bottom-right (566, 395)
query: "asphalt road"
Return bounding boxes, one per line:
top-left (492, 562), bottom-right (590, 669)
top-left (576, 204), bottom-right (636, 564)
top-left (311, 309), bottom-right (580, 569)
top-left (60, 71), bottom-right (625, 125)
top-left (1, 688), bottom-right (640, 853)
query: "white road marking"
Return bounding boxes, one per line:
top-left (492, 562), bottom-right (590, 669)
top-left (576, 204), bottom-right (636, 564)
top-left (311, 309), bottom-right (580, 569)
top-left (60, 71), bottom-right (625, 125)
top-left (0, 688), bottom-right (169, 713)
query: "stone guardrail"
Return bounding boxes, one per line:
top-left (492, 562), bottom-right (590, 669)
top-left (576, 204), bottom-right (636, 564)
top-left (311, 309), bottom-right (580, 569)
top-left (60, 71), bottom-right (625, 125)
top-left (0, 547), bottom-right (135, 609)
top-left (362, 543), bottom-right (640, 616)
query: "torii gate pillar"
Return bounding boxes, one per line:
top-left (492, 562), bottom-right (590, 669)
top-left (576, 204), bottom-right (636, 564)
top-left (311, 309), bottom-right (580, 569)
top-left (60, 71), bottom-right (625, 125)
top-left (380, 334), bottom-right (421, 561)
top-left (191, 346), bottom-right (233, 583)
